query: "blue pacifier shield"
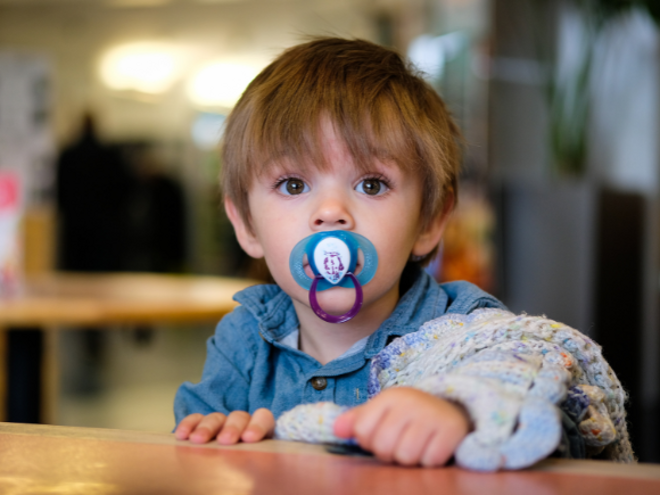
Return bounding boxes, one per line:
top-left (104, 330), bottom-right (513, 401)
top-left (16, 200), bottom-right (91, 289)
top-left (289, 231), bottom-right (378, 292)
top-left (289, 231), bottom-right (378, 323)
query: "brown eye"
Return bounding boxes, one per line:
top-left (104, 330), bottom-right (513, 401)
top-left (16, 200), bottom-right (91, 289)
top-left (280, 178), bottom-right (308, 195)
top-left (357, 179), bottom-right (383, 196)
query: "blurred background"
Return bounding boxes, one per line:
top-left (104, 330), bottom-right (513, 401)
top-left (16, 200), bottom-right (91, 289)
top-left (0, 0), bottom-right (658, 462)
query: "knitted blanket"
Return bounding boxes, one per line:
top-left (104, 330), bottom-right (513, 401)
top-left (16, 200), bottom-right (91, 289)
top-left (274, 309), bottom-right (635, 471)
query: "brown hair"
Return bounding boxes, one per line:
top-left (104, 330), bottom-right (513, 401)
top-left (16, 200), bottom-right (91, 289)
top-left (221, 37), bottom-right (461, 264)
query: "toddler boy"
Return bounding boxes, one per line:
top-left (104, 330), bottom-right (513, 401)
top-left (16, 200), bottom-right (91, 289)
top-left (174, 37), bottom-right (507, 467)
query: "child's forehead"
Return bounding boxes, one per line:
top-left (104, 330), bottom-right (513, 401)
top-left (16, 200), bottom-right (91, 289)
top-left (253, 147), bottom-right (408, 181)
top-left (250, 116), bottom-right (418, 181)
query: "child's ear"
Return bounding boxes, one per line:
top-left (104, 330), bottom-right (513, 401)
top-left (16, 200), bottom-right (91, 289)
top-left (411, 192), bottom-right (455, 258)
top-left (224, 197), bottom-right (265, 259)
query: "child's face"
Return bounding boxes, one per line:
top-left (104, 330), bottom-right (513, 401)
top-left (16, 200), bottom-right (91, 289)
top-left (228, 122), bottom-right (447, 319)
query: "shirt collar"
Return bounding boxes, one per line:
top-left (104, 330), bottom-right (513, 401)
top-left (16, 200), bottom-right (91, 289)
top-left (233, 284), bottom-right (299, 342)
top-left (362, 266), bottom-right (446, 358)
top-left (276, 328), bottom-right (370, 360)
top-left (233, 265), bottom-right (442, 353)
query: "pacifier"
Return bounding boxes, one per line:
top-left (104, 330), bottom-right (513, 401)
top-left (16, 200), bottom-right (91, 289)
top-left (289, 231), bottom-right (378, 323)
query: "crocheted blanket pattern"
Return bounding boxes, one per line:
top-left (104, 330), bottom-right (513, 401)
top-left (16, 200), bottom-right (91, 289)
top-left (275, 309), bottom-right (635, 471)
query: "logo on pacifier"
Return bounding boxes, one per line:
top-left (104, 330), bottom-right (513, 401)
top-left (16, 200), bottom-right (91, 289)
top-left (314, 237), bottom-right (350, 285)
top-left (289, 231), bottom-right (378, 324)
top-left (323, 253), bottom-right (344, 281)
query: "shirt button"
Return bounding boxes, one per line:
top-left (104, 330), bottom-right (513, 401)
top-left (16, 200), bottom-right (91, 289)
top-left (310, 377), bottom-right (327, 391)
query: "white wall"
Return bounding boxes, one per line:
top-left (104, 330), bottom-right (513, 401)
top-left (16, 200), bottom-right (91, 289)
top-left (0, 0), bottom-right (382, 145)
top-left (0, 0), bottom-right (431, 273)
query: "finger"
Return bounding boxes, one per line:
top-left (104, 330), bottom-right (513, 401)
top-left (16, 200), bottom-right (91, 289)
top-left (217, 411), bottom-right (251, 445)
top-left (241, 408), bottom-right (275, 443)
top-left (420, 430), bottom-right (454, 467)
top-left (369, 409), bottom-right (411, 463)
top-left (174, 413), bottom-right (205, 440)
top-left (392, 422), bottom-right (434, 466)
top-left (189, 413), bottom-right (227, 444)
top-left (333, 407), bottom-right (359, 438)
top-left (351, 400), bottom-right (391, 451)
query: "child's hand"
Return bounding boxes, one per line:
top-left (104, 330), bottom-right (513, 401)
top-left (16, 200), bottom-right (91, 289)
top-left (333, 387), bottom-right (470, 467)
top-left (174, 408), bottom-right (275, 445)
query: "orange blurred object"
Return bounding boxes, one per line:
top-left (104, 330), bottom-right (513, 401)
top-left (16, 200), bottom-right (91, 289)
top-left (438, 189), bottom-right (495, 291)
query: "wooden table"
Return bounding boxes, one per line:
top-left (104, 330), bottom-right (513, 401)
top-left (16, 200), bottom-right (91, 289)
top-left (0, 272), bottom-right (258, 423)
top-left (0, 272), bottom-right (256, 327)
top-left (1, 422), bottom-right (659, 495)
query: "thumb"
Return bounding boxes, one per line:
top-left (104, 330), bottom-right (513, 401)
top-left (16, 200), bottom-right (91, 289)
top-left (333, 407), bottom-right (359, 438)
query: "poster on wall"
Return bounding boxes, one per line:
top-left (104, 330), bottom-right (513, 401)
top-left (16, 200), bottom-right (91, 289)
top-left (0, 171), bottom-right (22, 297)
top-left (0, 53), bottom-right (54, 206)
top-left (0, 52), bottom-right (53, 285)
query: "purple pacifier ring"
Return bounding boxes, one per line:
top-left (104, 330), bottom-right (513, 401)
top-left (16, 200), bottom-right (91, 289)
top-left (309, 272), bottom-right (363, 324)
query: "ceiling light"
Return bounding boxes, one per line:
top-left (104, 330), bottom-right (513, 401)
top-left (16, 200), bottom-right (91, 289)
top-left (99, 42), bottom-right (181, 94)
top-left (187, 61), bottom-right (261, 108)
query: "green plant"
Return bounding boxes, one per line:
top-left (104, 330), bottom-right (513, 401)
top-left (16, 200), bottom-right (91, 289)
top-left (539, 0), bottom-right (658, 175)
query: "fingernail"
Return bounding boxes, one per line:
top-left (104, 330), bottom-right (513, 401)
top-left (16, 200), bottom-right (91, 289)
top-left (242, 429), bottom-right (258, 442)
top-left (218, 432), bottom-right (234, 444)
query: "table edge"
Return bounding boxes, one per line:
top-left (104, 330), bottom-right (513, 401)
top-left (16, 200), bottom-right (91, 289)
top-left (2, 422), bottom-right (659, 480)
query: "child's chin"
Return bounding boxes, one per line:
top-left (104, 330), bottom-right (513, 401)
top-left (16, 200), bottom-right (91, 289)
top-left (313, 287), bottom-right (359, 316)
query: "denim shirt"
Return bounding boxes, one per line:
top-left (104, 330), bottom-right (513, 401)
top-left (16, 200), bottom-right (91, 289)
top-left (173, 268), bottom-right (506, 425)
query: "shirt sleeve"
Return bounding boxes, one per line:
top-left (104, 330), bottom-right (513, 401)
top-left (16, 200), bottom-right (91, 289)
top-left (173, 306), bottom-right (258, 426)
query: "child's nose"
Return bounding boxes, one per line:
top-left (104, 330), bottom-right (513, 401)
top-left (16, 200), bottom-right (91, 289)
top-left (310, 196), bottom-right (355, 230)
